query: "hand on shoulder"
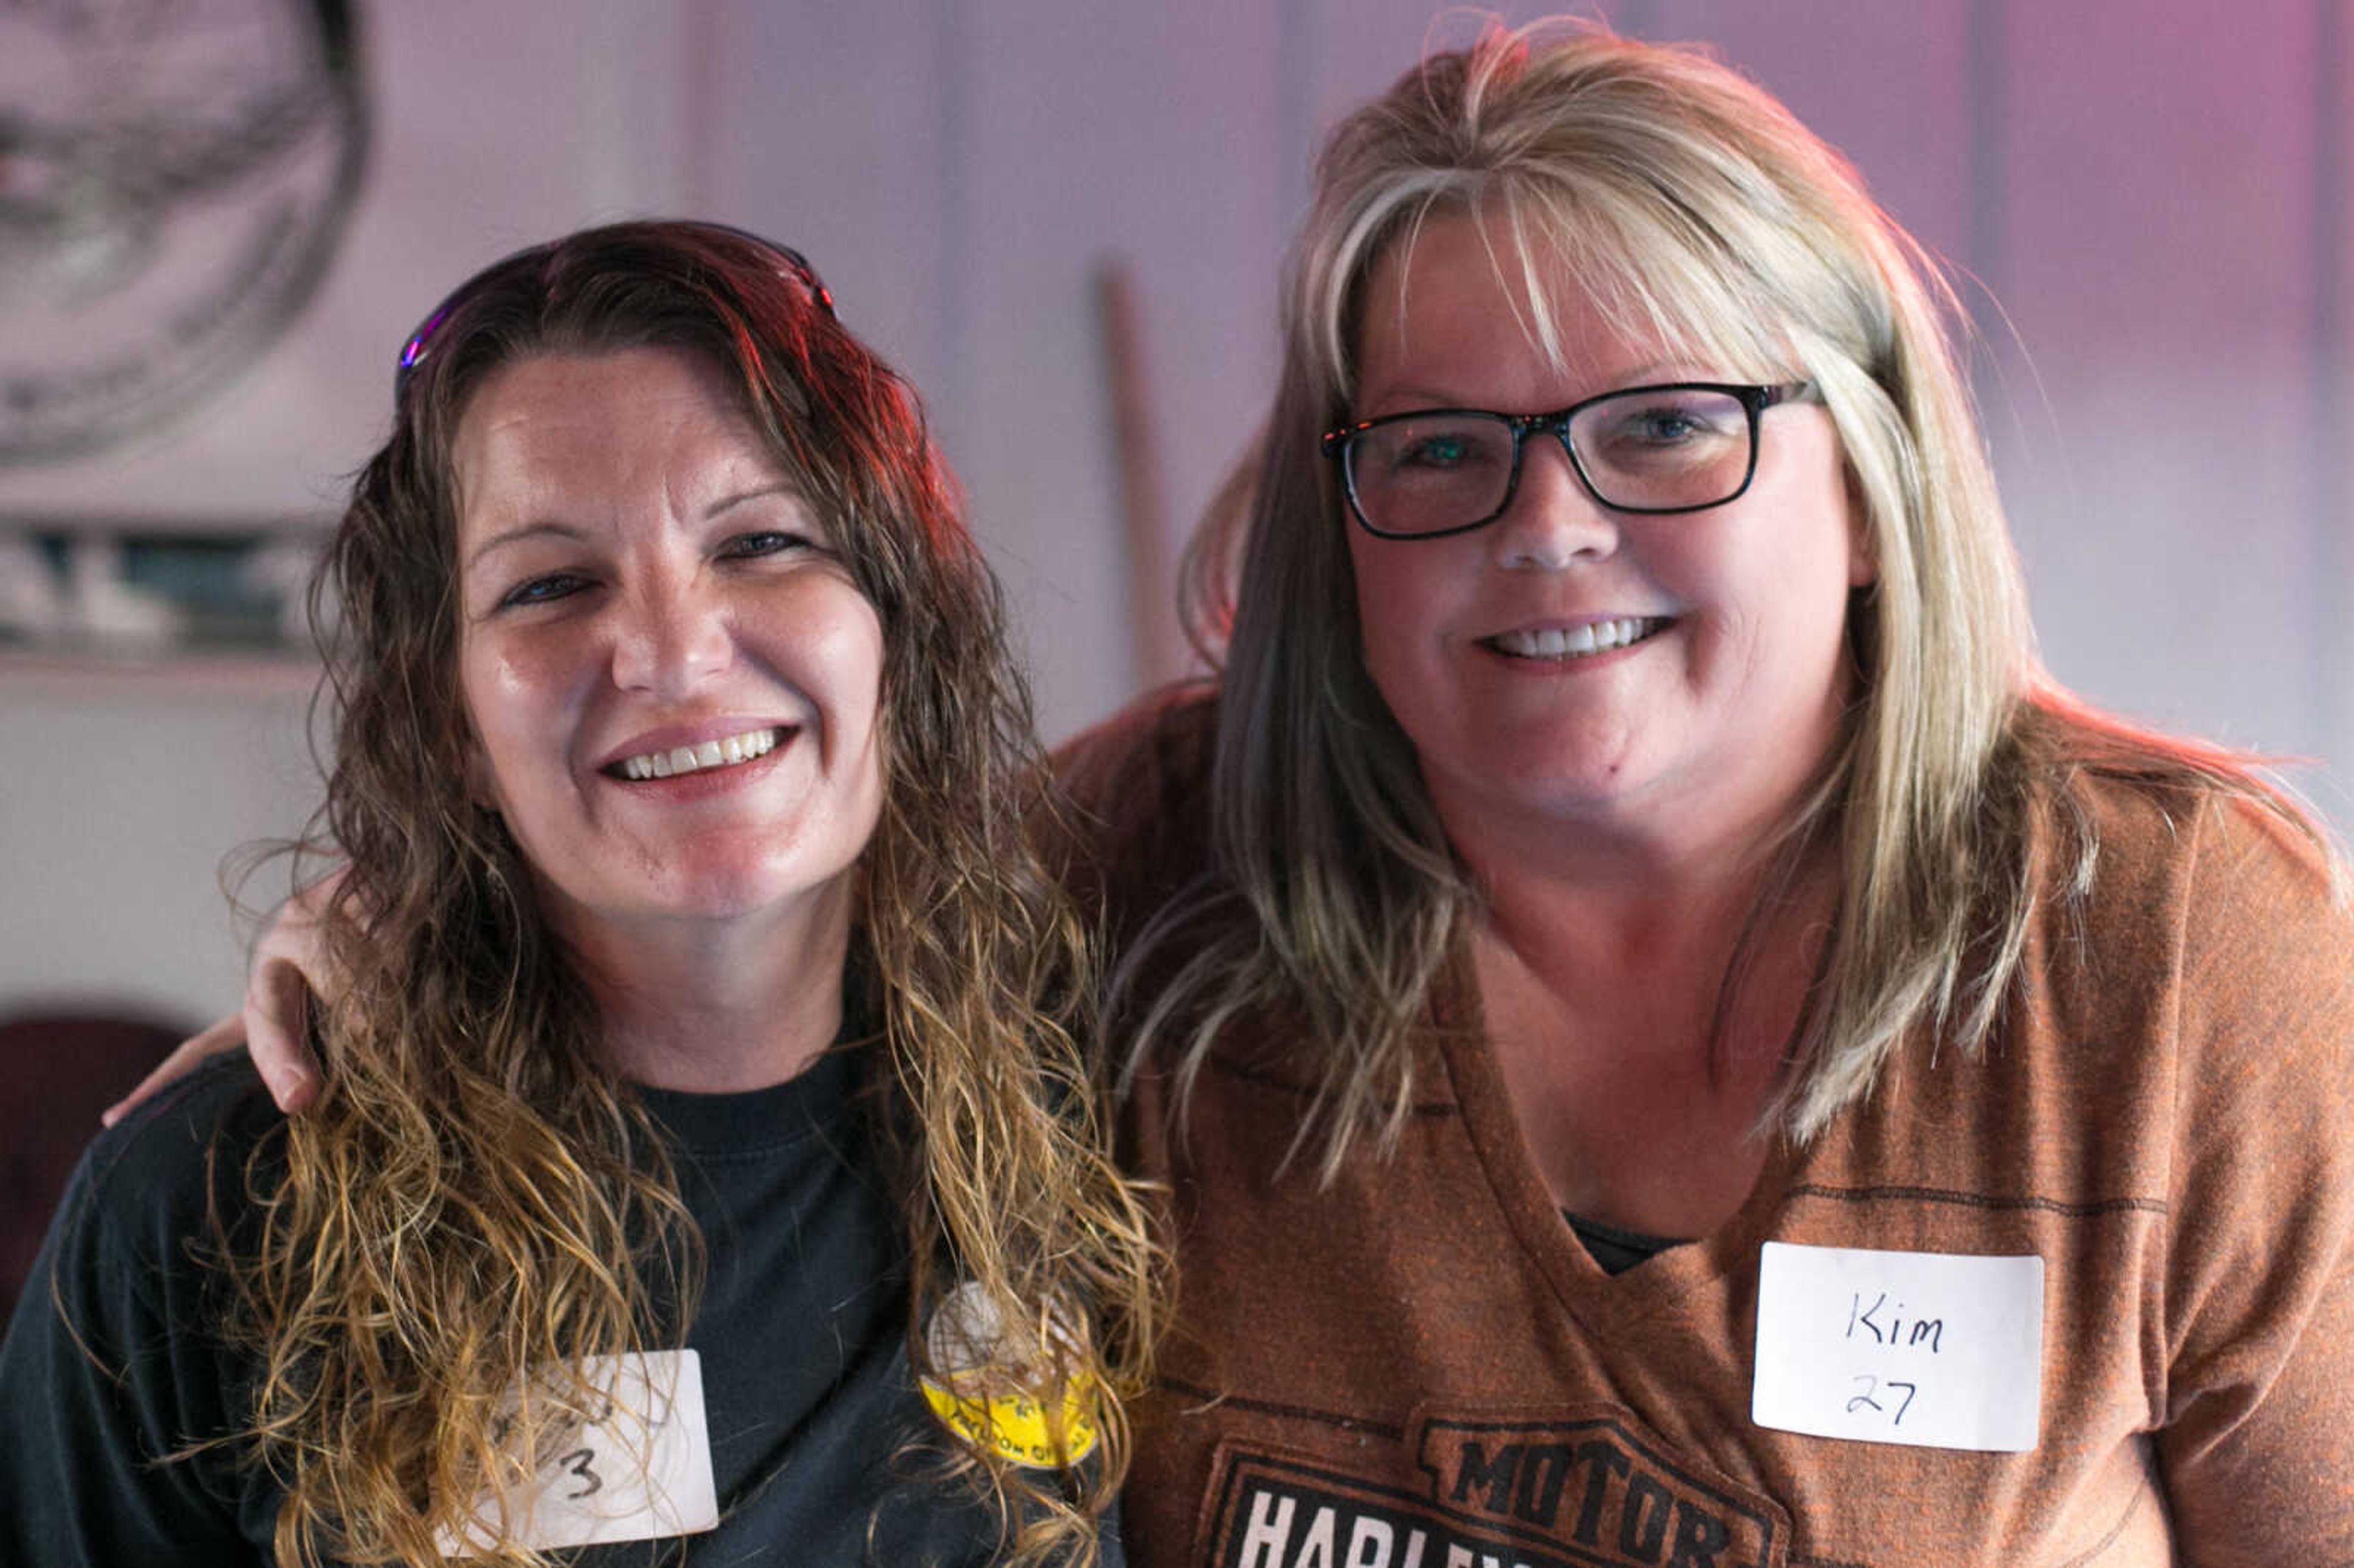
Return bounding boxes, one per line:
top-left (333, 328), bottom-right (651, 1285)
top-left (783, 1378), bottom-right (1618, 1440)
top-left (103, 869), bottom-right (344, 1124)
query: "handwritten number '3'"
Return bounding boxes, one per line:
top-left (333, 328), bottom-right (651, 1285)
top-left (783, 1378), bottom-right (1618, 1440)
top-left (560, 1447), bottom-right (603, 1499)
top-left (1845, 1375), bottom-right (1919, 1425)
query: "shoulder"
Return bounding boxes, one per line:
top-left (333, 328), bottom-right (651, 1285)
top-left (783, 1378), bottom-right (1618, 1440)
top-left (1951, 709), bottom-right (2354, 1203)
top-left (2002, 698), bottom-right (2341, 946)
top-left (1050, 682), bottom-right (1219, 936)
top-left (5, 1052), bottom-right (274, 1409)
top-left (2009, 733), bottom-right (2352, 1119)
top-left (2016, 746), bottom-right (2354, 1530)
top-left (0, 1057), bottom-right (276, 1554)
top-left (2022, 710), bottom-right (2349, 984)
top-left (85, 1054), bottom-right (281, 1199)
top-left (48, 1056), bottom-right (283, 1287)
top-left (1053, 680), bottom-right (1217, 821)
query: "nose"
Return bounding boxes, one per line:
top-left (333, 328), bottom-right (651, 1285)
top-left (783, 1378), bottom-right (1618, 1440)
top-left (609, 575), bottom-right (733, 695)
top-left (1488, 432), bottom-right (1621, 570)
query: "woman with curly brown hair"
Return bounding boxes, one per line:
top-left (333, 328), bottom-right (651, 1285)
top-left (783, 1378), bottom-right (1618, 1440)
top-left (0, 221), bottom-right (1157, 1566)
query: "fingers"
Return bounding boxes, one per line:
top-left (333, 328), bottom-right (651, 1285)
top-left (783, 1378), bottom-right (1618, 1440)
top-left (245, 956), bottom-right (322, 1114)
top-left (103, 1014), bottom-right (249, 1126)
top-left (102, 872), bottom-right (347, 1127)
top-left (246, 875), bottom-right (340, 1115)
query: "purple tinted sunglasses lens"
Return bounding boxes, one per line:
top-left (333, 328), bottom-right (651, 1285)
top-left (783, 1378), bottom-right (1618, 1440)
top-left (392, 227), bottom-right (834, 398)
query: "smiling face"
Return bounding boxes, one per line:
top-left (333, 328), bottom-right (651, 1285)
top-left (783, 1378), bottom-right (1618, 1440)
top-left (451, 346), bottom-right (886, 951)
top-left (1345, 210), bottom-right (1874, 858)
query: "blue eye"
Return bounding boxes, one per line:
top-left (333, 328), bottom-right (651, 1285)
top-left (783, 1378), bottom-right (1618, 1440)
top-left (718, 530), bottom-right (815, 560)
top-left (498, 573), bottom-right (588, 609)
top-left (1369, 419), bottom-right (1509, 481)
top-left (1599, 395), bottom-right (1740, 448)
top-left (1400, 434), bottom-right (1471, 470)
top-left (1631, 410), bottom-right (1701, 443)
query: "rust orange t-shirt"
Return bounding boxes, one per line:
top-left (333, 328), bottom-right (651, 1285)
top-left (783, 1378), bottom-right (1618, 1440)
top-left (1064, 693), bottom-right (2354, 1567)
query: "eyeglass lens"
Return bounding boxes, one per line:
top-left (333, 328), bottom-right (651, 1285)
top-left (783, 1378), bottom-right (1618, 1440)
top-left (1345, 386), bottom-right (1759, 535)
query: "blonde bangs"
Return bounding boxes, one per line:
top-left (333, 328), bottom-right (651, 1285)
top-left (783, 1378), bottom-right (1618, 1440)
top-left (1312, 169), bottom-right (1856, 419)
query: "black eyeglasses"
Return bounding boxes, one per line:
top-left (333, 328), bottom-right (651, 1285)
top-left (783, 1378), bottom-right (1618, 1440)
top-left (392, 222), bottom-right (837, 400)
top-left (1321, 381), bottom-right (1815, 540)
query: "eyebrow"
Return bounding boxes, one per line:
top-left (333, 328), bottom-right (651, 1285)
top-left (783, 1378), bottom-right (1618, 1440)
top-left (460, 479), bottom-right (815, 575)
top-left (706, 481), bottom-right (805, 518)
top-left (1360, 359), bottom-right (1686, 414)
top-left (463, 520), bottom-right (587, 573)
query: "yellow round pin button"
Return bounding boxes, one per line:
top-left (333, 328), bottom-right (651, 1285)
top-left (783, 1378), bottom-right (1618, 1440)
top-left (919, 1281), bottom-right (1099, 1469)
top-left (919, 1376), bottom-right (1099, 1469)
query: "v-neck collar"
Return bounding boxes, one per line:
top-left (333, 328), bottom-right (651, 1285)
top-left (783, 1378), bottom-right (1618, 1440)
top-left (1426, 956), bottom-right (1816, 1335)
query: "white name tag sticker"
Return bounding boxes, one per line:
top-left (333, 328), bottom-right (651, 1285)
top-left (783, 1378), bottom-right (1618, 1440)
top-left (1751, 1241), bottom-right (2044, 1453)
top-left (438, 1349), bottom-right (719, 1555)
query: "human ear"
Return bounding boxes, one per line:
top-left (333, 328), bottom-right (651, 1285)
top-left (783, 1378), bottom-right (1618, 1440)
top-left (1842, 467), bottom-right (1880, 589)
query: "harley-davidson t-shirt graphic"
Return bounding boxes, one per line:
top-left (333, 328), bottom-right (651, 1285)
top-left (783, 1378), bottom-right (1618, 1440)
top-left (1206, 1411), bottom-right (1783, 1568)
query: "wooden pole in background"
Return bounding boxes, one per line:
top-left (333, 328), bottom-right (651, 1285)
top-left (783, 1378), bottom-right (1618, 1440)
top-left (1095, 258), bottom-right (1189, 693)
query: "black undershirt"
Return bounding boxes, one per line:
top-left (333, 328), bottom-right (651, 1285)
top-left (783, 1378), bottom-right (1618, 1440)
top-left (1564, 1209), bottom-right (1689, 1276)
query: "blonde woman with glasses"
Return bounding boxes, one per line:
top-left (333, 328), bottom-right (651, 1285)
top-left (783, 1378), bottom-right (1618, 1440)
top-left (1066, 19), bottom-right (2353, 1565)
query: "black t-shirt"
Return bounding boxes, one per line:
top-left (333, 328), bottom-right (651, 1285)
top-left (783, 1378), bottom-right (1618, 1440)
top-left (0, 1049), bottom-right (1108, 1565)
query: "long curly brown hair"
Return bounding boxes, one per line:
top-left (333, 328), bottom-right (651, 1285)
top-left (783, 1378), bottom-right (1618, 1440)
top-left (229, 221), bottom-right (1160, 1565)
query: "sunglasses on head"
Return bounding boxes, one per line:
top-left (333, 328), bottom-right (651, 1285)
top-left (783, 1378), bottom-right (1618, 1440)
top-left (392, 222), bottom-right (836, 401)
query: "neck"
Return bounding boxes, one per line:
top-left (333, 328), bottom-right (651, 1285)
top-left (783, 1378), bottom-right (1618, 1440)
top-left (1454, 782), bottom-right (1838, 1231)
top-left (1433, 679), bottom-right (1847, 980)
top-left (547, 882), bottom-right (858, 1094)
top-left (1437, 756), bottom-right (1853, 1068)
top-left (1472, 788), bottom-right (1795, 944)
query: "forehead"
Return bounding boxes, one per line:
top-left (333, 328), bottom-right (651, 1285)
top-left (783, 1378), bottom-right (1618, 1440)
top-left (1356, 213), bottom-right (1645, 400)
top-left (449, 347), bottom-right (785, 525)
top-left (1349, 203), bottom-right (1781, 402)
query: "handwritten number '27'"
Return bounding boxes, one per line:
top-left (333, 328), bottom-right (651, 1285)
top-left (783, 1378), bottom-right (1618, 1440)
top-left (1846, 1376), bottom-right (1918, 1425)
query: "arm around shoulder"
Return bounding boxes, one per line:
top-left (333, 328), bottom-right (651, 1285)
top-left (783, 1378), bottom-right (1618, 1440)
top-left (104, 871), bottom-right (343, 1125)
top-left (1049, 684), bottom-right (1218, 942)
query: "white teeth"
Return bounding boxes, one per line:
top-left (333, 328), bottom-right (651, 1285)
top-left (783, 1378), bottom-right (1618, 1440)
top-left (1490, 617), bottom-right (1661, 660)
top-left (616, 726), bottom-right (781, 780)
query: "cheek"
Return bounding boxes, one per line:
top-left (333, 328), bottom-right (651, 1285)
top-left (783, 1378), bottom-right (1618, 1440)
top-left (816, 598), bottom-right (886, 740)
top-left (1346, 536), bottom-right (1438, 685)
top-left (456, 637), bottom-right (566, 811)
top-left (775, 582), bottom-right (888, 778)
top-left (825, 614), bottom-right (890, 864)
top-left (454, 644), bottom-right (503, 809)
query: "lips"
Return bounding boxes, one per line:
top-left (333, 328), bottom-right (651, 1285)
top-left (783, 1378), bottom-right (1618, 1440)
top-left (606, 725), bottom-right (787, 781)
top-left (1481, 616), bottom-right (1672, 660)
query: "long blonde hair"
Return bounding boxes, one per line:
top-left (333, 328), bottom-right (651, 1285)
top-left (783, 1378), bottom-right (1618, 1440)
top-left (1124, 18), bottom-right (2340, 1174)
top-left (230, 222), bottom-right (1159, 1565)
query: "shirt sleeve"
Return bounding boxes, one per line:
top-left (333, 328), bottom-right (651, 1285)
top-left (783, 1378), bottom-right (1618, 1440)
top-left (0, 1121), bottom-right (260, 1564)
top-left (2154, 801), bottom-right (2354, 1559)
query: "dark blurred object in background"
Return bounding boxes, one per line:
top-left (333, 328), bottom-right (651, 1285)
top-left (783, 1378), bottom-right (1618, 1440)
top-left (0, 1010), bottom-right (185, 1322)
